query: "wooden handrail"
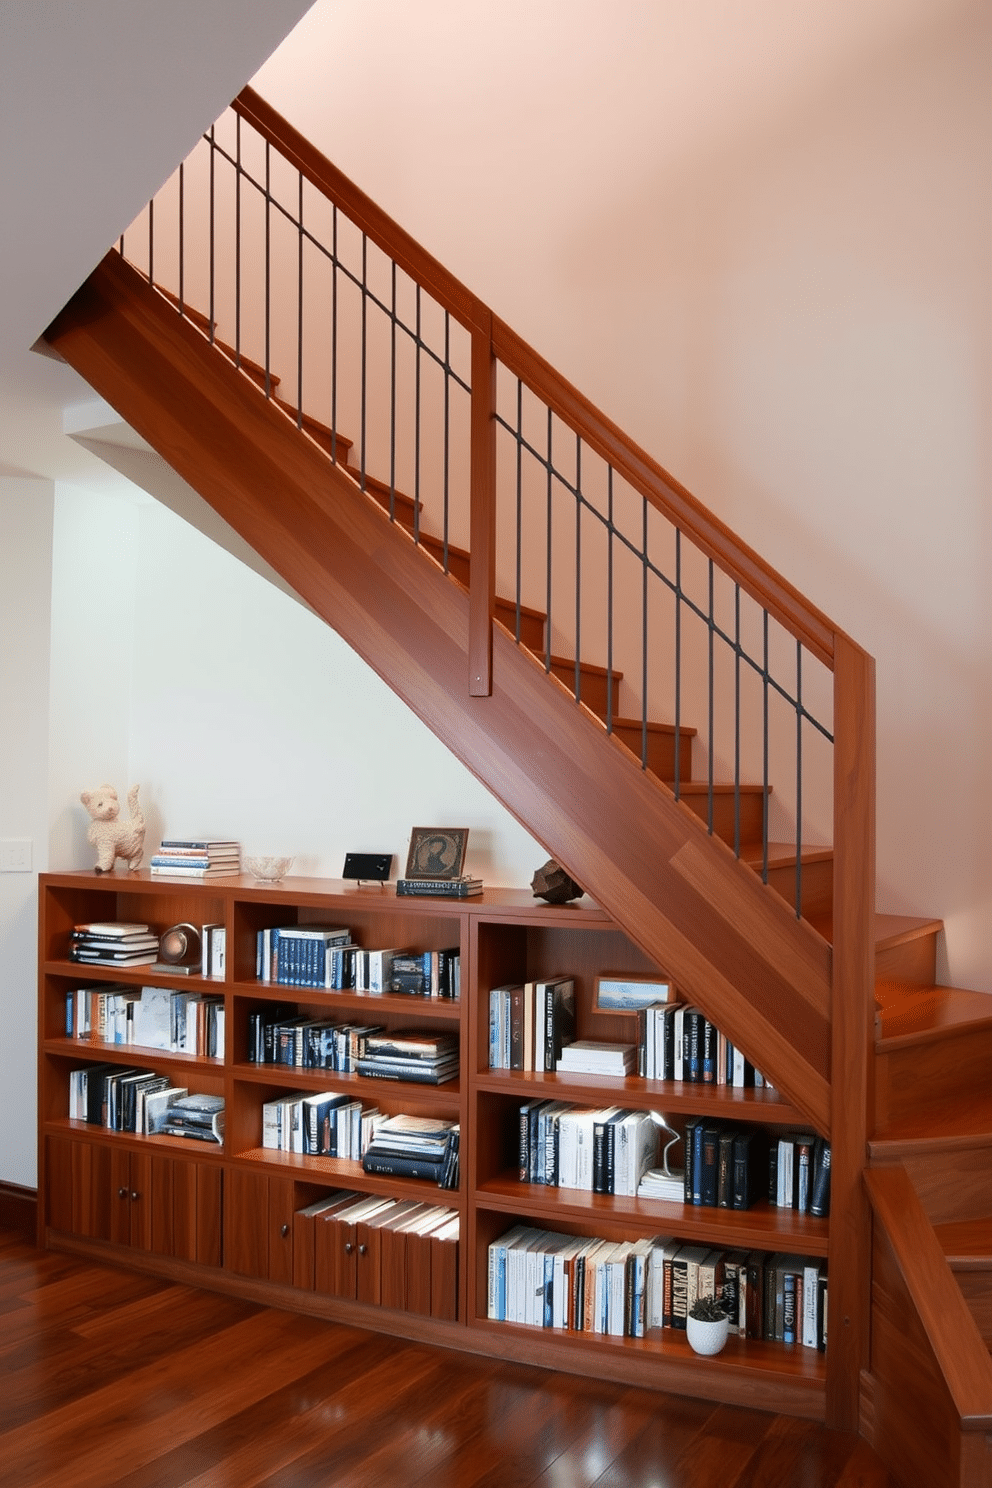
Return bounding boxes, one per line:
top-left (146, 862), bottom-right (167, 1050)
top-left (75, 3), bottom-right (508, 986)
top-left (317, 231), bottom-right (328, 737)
top-left (234, 84), bottom-right (840, 670)
top-left (865, 1163), bottom-right (992, 1430)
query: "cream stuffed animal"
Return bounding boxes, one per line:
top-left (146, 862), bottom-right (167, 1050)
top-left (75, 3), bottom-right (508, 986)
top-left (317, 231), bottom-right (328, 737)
top-left (80, 783), bottom-right (145, 873)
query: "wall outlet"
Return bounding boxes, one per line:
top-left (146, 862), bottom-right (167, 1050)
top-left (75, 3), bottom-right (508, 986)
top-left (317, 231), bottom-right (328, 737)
top-left (0, 839), bottom-right (32, 872)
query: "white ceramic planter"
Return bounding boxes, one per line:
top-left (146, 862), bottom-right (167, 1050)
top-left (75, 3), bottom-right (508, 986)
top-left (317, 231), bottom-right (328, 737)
top-left (686, 1313), bottom-right (730, 1355)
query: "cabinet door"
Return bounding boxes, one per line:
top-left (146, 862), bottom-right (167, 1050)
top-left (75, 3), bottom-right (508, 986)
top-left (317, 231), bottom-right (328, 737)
top-left (225, 1169), bottom-right (295, 1282)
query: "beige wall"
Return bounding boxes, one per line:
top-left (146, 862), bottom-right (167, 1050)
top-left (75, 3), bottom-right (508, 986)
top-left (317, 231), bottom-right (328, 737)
top-left (254, 0), bottom-right (992, 992)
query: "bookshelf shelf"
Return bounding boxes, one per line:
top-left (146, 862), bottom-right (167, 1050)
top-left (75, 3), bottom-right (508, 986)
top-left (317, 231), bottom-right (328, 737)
top-left (38, 869), bottom-right (831, 1417)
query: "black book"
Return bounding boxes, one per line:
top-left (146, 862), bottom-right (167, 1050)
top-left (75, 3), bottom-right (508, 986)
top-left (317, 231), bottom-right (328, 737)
top-left (699, 1123), bottom-right (721, 1207)
top-left (717, 1129), bottom-right (735, 1208)
top-left (361, 1149), bottom-right (447, 1182)
top-left (809, 1140), bottom-right (832, 1218)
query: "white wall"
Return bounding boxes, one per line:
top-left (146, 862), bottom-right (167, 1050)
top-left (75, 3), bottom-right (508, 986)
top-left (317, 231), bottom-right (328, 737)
top-left (126, 500), bottom-right (544, 882)
top-left (255, 0), bottom-right (992, 993)
top-left (0, 478), bottom-right (54, 1188)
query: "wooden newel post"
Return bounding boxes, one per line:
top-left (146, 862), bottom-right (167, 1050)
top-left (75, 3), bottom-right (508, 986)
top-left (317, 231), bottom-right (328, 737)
top-left (469, 313), bottom-right (496, 697)
top-left (827, 632), bottom-right (876, 1431)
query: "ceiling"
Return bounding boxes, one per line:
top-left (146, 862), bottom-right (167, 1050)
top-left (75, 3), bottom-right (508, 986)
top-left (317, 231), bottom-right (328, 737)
top-left (0, 0), bottom-right (314, 487)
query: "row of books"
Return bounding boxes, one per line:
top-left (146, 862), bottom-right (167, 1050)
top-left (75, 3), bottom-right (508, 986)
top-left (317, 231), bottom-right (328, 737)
top-left (362, 1114), bottom-right (461, 1190)
top-left (257, 925), bottom-right (460, 997)
top-left (69, 1062), bottom-right (224, 1142)
top-left (637, 1003), bottom-right (771, 1088)
top-left (670, 1119), bottom-right (831, 1216)
top-left (517, 1099), bottom-right (660, 1196)
top-left (65, 984), bottom-right (225, 1059)
top-left (488, 977), bottom-right (576, 1071)
top-left (487, 1226), bottom-right (827, 1348)
top-left (295, 1191), bottom-right (459, 1319)
top-left (247, 1013), bottom-right (459, 1085)
top-left (263, 1091), bottom-right (384, 1158)
top-left (149, 838), bottom-right (241, 879)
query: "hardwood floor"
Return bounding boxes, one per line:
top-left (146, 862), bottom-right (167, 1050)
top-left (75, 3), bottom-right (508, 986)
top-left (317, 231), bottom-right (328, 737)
top-left (0, 1229), bottom-right (895, 1488)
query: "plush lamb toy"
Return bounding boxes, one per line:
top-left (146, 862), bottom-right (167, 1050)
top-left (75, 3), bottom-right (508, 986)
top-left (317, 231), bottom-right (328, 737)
top-left (80, 783), bottom-right (145, 873)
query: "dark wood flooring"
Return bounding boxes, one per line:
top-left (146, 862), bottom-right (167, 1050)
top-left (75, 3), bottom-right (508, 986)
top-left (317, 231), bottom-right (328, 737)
top-left (0, 1228), bottom-right (895, 1488)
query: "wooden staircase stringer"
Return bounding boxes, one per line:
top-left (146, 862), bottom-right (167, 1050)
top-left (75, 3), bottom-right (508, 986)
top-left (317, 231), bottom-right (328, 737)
top-left (44, 249), bottom-right (834, 1130)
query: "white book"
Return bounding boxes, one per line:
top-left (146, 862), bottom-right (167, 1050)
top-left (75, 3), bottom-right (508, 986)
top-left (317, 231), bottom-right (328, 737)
top-left (131, 986), bottom-right (175, 1051)
top-left (802, 1262), bottom-right (821, 1348)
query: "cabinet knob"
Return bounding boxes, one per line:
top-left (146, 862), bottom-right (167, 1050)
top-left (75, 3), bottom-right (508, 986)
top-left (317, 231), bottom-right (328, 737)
top-left (280, 1223), bottom-right (290, 1238)
top-left (358, 1243), bottom-right (367, 1256)
top-left (344, 1242), bottom-right (353, 1254)
top-left (117, 1187), bottom-right (128, 1199)
top-left (130, 1191), bottom-right (140, 1202)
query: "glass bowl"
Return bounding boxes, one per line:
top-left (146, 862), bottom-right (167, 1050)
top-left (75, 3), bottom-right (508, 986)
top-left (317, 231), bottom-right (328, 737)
top-left (244, 854), bottom-right (294, 883)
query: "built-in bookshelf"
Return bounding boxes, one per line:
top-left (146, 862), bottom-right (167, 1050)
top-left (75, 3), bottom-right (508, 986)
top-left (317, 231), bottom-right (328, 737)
top-left (38, 870), bottom-right (832, 1418)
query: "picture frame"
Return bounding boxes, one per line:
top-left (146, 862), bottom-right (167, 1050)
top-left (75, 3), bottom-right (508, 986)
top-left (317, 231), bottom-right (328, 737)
top-left (404, 827), bottom-right (469, 881)
top-left (594, 973), bottom-right (675, 1015)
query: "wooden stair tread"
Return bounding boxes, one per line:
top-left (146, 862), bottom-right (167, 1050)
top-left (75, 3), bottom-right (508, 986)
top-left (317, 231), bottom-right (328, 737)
top-left (272, 397), bottom-right (353, 455)
top-left (869, 1098), bottom-right (992, 1156)
top-left (875, 982), bottom-right (992, 1045)
top-left (612, 716), bottom-right (697, 739)
top-left (549, 654), bottom-right (622, 681)
top-left (933, 1217), bottom-right (992, 1267)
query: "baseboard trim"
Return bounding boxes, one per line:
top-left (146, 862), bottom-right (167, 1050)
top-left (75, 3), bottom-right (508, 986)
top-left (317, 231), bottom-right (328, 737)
top-left (0, 1182), bottom-right (38, 1240)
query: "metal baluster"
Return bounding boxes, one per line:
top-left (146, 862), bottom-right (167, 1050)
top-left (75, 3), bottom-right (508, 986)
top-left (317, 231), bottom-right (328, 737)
top-left (734, 584), bottom-right (741, 858)
top-left (795, 641), bottom-right (803, 918)
top-left (297, 171), bottom-right (304, 428)
top-left (545, 407), bottom-right (553, 673)
top-left (360, 233), bottom-right (367, 491)
top-left (707, 559), bottom-right (715, 834)
top-left (442, 311), bottom-right (451, 572)
top-left (607, 467), bottom-right (615, 738)
top-left (641, 492), bottom-right (649, 765)
top-left (235, 113), bottom-right (241, 368)
top-left (330, 205), bottom-right (338, 462)
top-left (178, 162), bottom-right (184, 314)
top-left (389, 261), bottom-right (397, 519)
top-left (673, 531), bottom-right (682, 801)
top-left (515, 379), bottom-right (523, 642)
top-left (264, 141), bottom-right (271, 398)
top-left (414, 284), bottom-right (422, 544)
top-left (762, 611), bottom-right (770, 884)
top-left (148, 195), bottom-right (154, 286)
top-left (574, 435), bottom-right (581, 704)
top-left (208, 126), bottom-right (215, 343)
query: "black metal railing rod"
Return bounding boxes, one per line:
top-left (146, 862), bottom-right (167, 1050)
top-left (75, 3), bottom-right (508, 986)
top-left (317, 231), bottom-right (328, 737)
top-left (640, 486), bottom-right (648, 765)
top-left (574, 433), bottom-right (582, 704)
top-left (442, 310), bottom-right (451, 572)
top-left (264, 142), bottom-right (271, 398)
top-left (494, 408), bottom-right (833, 741)
top-left (296, 170), bottom-right (304, 428)
top-left (148, 195), bottom-right (154, 291)
top-left (762, 611), bottom-right (771, 884)
top-left (234, 113), bottom-right (241, 368)
top-left (514, 379), bottom-right (524, 640)
top-left (208, 126), bottom-right (216, 344)
top-left (178, 162), bottom-right (184, 314)
top-left (734, 584), bottom-right (742, 857)
top-left (607, 465), bottom-right (615, 740)
top-left (674, 530), bottom-right (682, 799)
top-left (389, 260), bottom-right (398, 518)
top-left (545, 407), bottom-right (553, 673)
top-left (205, 131), bottom-right (471, 389)
top-left (414, 284), bottom-right (422, 543)
top-left (330, 205), bottom-right (338, 463)
top-left (707, 558), bottom-right (715, 835)
top-left (795, 641), bottom-right (804, 919)
top-left (359, 232), bottom-right (368, 490)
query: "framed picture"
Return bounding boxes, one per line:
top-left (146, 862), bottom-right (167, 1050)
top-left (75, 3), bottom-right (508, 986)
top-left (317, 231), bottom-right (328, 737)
top-left (404, 827), bottom-right (469, 881)
top-left (594, 974), bottom-right (675, 1015)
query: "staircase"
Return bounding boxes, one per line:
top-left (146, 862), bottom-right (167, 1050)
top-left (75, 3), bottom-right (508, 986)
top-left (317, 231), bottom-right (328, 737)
top-left (42, 86), bottom-right (992, 1482)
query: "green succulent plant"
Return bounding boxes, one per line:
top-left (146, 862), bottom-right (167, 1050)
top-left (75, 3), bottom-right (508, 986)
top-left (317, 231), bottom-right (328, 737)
top-left (688, 1295), bottom-right (728, 1323)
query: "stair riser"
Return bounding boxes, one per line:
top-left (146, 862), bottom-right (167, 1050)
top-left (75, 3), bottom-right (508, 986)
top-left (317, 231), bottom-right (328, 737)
top-left (875, 932), bottom-right (939, 988)
top-left (548, 658), bottom-right (620, 718)
top-left (610, 721), bottom-right (694, 784)
top-left (678, 789), bottom-right (766, 851)
top-left (761, 854), bottom-right (834, 922)
top-left (875, 1026), bottom-right (992, 1134)
top-left (893, 1146), bottom-right (992, 1227)
top-left (953, 1269), bottom-right (992, 1350)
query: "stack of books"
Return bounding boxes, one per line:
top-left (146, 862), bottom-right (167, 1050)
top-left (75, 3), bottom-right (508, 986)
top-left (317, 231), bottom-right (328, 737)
top-left (355, 1029), bottom-right (459, 1085)
top-left (156, 1091), bottom-right (225, 1143)
top-left (396, 875), bottom-right (482, 899)
top-left (68, 922), bottom-right (159, 967)
top-left (637, 1166), bottom-right (687, 1202)
top-left (556, 1040), bottom-right (637, 1077)
top-left (149, 839), bottom-right (241, 878)
top-left (361, 1113), bottom-right (460, 1188)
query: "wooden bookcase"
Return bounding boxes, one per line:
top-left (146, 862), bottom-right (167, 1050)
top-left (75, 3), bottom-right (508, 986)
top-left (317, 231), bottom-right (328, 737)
top-left (38, 869), bottom-right (830, 1419)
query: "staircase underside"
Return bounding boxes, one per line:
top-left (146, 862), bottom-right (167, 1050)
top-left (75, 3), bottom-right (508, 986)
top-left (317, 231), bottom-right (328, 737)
top-left (45, 249), bottom-right (833, 1129)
